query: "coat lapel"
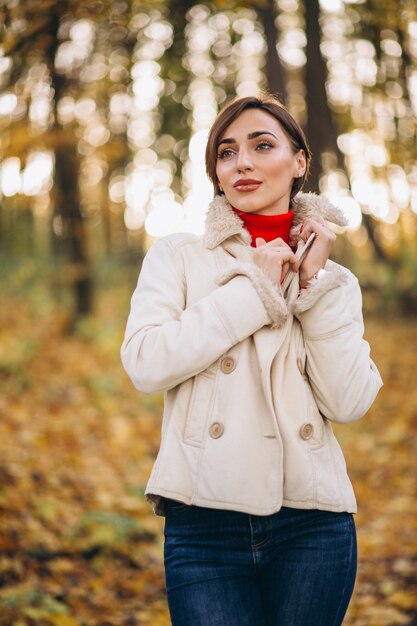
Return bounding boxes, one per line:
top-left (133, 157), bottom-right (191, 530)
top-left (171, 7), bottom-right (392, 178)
top-left (202, 192), bottom-right (347, 431)
top-left (203, 192), bottom-right (348, 251)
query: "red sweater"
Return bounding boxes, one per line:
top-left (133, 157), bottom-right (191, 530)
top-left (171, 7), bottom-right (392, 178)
top-left (233, 208), bottom-right (294, 247)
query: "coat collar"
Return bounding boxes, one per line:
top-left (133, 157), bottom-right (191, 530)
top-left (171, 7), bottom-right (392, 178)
top-left (202, 192), bottom-right (348, 250)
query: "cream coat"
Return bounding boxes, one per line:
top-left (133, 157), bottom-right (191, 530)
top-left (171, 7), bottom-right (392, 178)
top-left (121, 193), bottom-right (382, 516)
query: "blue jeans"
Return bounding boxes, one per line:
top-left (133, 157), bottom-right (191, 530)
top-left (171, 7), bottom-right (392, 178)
top-left (164, 502), bottom-right (357, 626)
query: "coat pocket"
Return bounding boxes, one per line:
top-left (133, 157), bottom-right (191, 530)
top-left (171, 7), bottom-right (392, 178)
top-left (183, 370), bottom-right (217, 447)
top-left (310, 429), bottom-right (353, 507)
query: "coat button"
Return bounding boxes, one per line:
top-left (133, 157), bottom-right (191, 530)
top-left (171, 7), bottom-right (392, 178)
top-left (300, 423), bottom-right (314, 440)
top-left (220, 356), bottom-right (236, 374)
top-left (209, 422), bottom-right (224, 439)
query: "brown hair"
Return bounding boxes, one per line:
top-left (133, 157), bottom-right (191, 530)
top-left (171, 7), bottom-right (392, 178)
top-left (205, 94), bottom-right (311, 199)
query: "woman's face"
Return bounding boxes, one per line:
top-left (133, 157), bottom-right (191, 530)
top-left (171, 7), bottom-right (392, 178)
top-left (215, 108), bottom-right (306, 215)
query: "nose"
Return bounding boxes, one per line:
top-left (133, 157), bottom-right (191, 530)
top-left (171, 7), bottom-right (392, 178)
top-left (236, 147), bottom-right (254, 172)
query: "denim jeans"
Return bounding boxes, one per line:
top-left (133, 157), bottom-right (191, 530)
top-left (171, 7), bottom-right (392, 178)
top-left (164, 502), bottom-right (357, 626)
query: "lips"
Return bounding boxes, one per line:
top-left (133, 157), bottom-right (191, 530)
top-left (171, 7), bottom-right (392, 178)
top-left (233, 179), bottom-right (262, 192)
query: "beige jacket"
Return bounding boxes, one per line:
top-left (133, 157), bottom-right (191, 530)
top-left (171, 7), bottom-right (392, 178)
top-left (121, 193), bottom-right (382, 516)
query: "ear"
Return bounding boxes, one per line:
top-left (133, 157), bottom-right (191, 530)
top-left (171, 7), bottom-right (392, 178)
top-left (293, 150), bottom-right (307, 178)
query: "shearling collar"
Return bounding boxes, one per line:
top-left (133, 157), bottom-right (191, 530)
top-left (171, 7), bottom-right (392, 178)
top-left (203, 192), bottom-right (348, 250)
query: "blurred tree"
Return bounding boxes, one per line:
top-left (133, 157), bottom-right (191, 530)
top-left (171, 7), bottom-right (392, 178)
top-left (253, 0), bottom-right (287, 102)
top-left (0, 0), bottom-right (416, 317)
top-left (158, 0), bottom-right (193, 196)
top-left (211, 0), bottom-right (287, 101)
top-left (47, 1), bottom-right (92, 317)
top-left (0, 0), bottom-right (145, 318)
top-left (304, 0), bottom-right (344, 193)
top-left (0, 0), bottom-right (101, 318)
top-left (337, 0), bottom-right (417, 310)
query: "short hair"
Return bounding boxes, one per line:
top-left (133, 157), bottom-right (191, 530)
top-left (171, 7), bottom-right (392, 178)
top-left (205, 94), bottom-right (311, 199)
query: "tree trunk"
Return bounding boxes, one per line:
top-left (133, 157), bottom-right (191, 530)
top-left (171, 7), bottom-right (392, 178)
top-left (255, 0), bottom-right (287, 103)
top-left (304, 0), bottom-right (393, 263)
top-left (53, 145), bottom-right (92, 317)
top-left (47, 5), bottom-right (92, 320)
top-left (158, 0), bottom-right (195, 195)
top-left (304, 0), bottom-right (344, 192)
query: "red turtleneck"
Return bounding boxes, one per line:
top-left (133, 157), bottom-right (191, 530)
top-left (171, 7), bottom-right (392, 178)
top-left (233, 208), bottom-right (294, 248)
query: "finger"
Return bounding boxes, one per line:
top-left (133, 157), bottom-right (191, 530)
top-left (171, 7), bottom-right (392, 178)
top-left (261, 255), bottom-right (282, 285)
top-left (300, 219), bottom-right (316, 238)
top-left (289, 256), bottom-right (299, 272)
top-left (266, 237), bottom-right (291, 250)
top-left (301, 215), bottom-right (326, 230)
top-left (255, 237), bottom-right (267, 247)
top-left (264, 236), bottom-right (290, 249)
top-left (300, 219), bottom-right (327, 241)
top-left (280, 256), bottom-right (300, 283)
top-left (280, 261), bottom-right (290, 283)
top-left (306, 215), bottom-right (326, 227)
top-left (274, 249), bottom-right (299, 272)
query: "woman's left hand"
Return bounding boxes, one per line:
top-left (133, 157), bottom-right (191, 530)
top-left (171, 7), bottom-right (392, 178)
top-left (299, 216), bottom-right (336, 285)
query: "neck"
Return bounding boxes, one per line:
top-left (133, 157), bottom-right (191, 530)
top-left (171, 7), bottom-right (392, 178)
top-left (233, 208), bottom-right (294, 247)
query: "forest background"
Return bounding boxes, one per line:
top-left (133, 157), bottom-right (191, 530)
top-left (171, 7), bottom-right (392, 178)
top-left (0, 0), bottom-right (416, 624)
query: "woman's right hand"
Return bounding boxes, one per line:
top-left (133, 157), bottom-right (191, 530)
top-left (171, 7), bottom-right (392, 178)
top-left (253, 237), bottom-right (299, 287)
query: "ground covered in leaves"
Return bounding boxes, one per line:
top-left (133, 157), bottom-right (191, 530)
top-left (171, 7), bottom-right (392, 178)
top-left (0, 288), bottom-right (416, 625)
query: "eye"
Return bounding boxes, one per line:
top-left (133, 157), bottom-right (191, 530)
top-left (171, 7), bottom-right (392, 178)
top-left (255, 141), bottom-right (273, 151)
top-left (217, 148), bottom-right (235, 159)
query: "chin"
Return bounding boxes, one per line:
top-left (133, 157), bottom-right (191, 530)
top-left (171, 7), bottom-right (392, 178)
top-left (230, 196), bottom-right (261, 213)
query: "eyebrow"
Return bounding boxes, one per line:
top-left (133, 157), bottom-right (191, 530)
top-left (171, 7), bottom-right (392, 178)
top-left (218, 130), bottom-right (277, 147)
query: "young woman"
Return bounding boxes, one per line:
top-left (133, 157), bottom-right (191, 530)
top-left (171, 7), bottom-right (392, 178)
top-left (121, 95), bottom-right (382, 626)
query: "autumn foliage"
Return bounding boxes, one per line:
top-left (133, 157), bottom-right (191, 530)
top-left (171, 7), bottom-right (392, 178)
top-left (0, 286), bottom-right (416, 626)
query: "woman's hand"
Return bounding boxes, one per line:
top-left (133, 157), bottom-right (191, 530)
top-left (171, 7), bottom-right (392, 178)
top-left (299, 216), bottom-right (335, 286)
top-left (253, 237), bottom-right (299, 287)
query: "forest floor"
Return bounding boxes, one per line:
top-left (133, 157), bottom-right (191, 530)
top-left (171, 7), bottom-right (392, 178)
top-left (0, 288), bottom-right (416, 626)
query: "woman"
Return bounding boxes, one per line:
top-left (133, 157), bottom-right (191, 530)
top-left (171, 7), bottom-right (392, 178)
top-left (121, 94), bottom-right (382, 626)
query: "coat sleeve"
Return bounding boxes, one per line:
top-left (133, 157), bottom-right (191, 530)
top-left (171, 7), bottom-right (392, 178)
top-left (121, 236), bottom-right (273, 394)
top-left (291, 263), bottom-right (383, 424)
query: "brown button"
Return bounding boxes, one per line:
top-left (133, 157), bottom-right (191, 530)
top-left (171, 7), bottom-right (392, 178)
top-left (220, 356), bottom-right (236, 374)
top-left (209, 422), bottom-right (224, 439)
top-left (300, 423), bottom-right (314, 440)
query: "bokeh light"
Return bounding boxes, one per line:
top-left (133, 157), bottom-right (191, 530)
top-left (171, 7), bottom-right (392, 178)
top-left (0, 0), bottom-right (414, 243)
